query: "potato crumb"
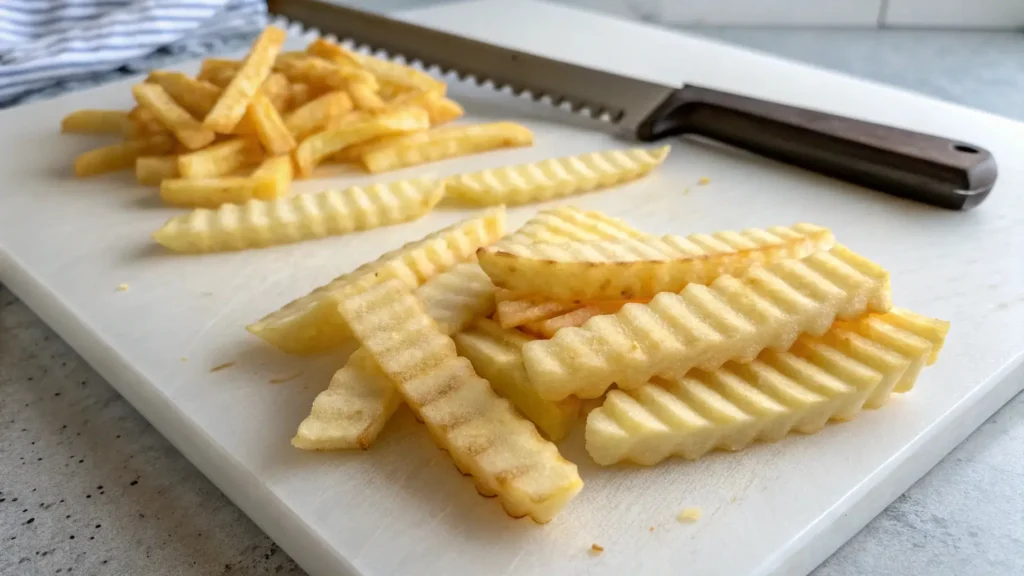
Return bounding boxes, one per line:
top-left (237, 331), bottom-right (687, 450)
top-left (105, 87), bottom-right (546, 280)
top-left (678, 507), bottom-right (702, 522)
top-left (116, 283), bottom-right (129, 292)
top-left (180, 357), bottom-right (188, 362)
top-left (697, 177), bottom-right (710, 185)
top-left (682, 187), bottom-right (690, 194)
top-left (210, 361), bottom-right (236, 373)
top-left (649, 526), bottom-right (655, 532)
top-left (269, 371), bottom-right (303, 384)
top-left (590, 543), bottom-right (604, 554)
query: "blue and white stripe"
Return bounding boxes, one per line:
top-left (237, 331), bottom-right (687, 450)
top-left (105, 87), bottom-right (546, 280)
top-left (0, 0), bottom-right (267, 106)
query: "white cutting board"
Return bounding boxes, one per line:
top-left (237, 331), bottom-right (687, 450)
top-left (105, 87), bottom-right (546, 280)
top-left (2, 1), bottom-right (1023, 575)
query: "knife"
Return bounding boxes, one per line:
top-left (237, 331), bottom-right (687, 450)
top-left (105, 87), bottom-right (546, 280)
top-left (267, 0), bottom-right (997, 210)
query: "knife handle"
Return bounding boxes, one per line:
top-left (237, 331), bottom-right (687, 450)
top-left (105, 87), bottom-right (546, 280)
top-left (634, 85), bottom-right (997, 210)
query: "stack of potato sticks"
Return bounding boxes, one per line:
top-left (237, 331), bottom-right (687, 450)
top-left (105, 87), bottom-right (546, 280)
top-left (60, 26), bottom-right (949, 525)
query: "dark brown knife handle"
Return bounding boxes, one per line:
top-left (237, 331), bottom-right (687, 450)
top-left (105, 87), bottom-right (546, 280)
top-left (635, 85), bottom-right (997, 210)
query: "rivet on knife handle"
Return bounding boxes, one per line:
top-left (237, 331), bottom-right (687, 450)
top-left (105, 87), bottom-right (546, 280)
top-left (635, 85), bottom-right (997, 210)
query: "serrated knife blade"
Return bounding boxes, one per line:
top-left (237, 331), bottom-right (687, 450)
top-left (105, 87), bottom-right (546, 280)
top-left (267, 0), bottom-right (997, 210)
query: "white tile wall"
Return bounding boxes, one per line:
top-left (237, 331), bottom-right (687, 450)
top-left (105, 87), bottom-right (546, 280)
top-left (335, 0), bottom-right (1024, 28)
top-left (884, 0), bottom-right (1024, 28)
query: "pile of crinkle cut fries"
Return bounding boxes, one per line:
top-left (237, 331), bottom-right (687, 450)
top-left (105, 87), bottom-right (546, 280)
top-left (61, 26), bottom-right (949, 525)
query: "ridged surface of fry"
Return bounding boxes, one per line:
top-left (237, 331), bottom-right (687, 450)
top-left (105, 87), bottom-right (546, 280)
top-left (246, 208), bottom-right (506, 354)
top-left (480, 223), bottom-right (836, 300)
top-left (586, 309), bottom-right (948, 465)
top-left (336, 279), bottom-right (582, 523)
top-left (153, 178), bottom-right (444, 253)
top-left (522, 245), bottom-right (893, 400)
top-left (446, 146), bottom-right (669, 206)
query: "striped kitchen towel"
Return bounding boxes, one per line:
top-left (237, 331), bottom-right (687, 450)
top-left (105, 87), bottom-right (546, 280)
top-left (0, 0), bottom-right (267, 106)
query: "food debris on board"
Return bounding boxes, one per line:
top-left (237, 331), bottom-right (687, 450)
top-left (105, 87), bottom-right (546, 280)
top-left (678, 508), bottom-right (702, 523)
top-left (59, 24), bottom-right (951, 529)
top-left (209, 361), bottom-right (236, 373)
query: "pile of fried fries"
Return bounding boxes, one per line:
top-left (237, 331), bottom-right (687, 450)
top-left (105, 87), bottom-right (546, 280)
top-left (61, 26), bottom-right (671, 255)
top-left (60, 26), bottom-right (950, 525)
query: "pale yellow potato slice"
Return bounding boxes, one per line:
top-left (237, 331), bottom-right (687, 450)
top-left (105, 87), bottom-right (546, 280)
top-left (586, 309), bottom-right (949, 466)
top-left (522, 245), bottom-right (893, 400)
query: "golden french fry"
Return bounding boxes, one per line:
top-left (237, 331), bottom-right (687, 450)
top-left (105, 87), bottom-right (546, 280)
top-left (347, 81), bottom-right (386, 111)
top-left (123, 106), bottom-right (168, 138)
top-left (292, 262), bottom-right (497, 450)
top-left (132, 83), bottom-right (216, 150)
top-left (330, 130), bottom-right (425, 163)
top-left (446, 146), bottom-right (669, 207)
top-left (360, 122), bottom-right (533, 173)
top-left (146, 71), bottom-right (222, 119)
top-left (522, 245), bottom-right (893, 401)
top-left (455, 318), bottom-right (580, 441)
top-left (478, 223), bottom-right (837, 300)
top-left (283, 90), bottom-right (353, 139)
top-left (177, 138), bottom-right (262, 179)
top-left (246, 207), bottom-right (506, 355)
top-left (288, 82), bottom-right (313, 109)
top-left (586, 309), bottom-right (949, 466)
top-left (262, 72), bottom-right (291, 112)
top-left (160, 176), bottom-right (277, 208)
top-left (196, 58), bottom-right (241, 87)
top-left (152, 178), bottom-right (443, 253)
top-left (305, 38), bottom-right (362, 67)
top-left (349, 51), bottom-right (446, 95)
top-left (521, 301), bottom-right (632, 339)
top-left (204, 27), bottom-right (287, 133)
top-left (245, 91), bottom-right (297, 155)
top-left (249, 155), bottom-right (293, 199)
top-left (335, 278), bottom-right (582, 523)
top-left (293, 107), bottom-right (429, 177)
top-left (61, 110), bottom-right (130, 134)
top-left (74, 136), bottom-right (173, 177)
top-left (273, 54), bottom-right (378, 92)
top-left (135, 155), bottom-right (179, 185)
top-left (426, 97), bottom-right (464, 125)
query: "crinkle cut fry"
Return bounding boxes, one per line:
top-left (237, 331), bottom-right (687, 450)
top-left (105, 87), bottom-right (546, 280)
top-left (293, 262), bottom-right (497, 450)
top-left (521, 245), bottom-right (893, 401)
top-left (336, 278), bottom-right (582, 523)
top-left (292, 206), bottom-right (643, 450)
top-left (152, 177), bottom-right (443, 253)
top-left (454, 318), bottom-right (580, 441)
top-left (478, 223), bottom-right (837, 301)
top-left (585, 308), bottom-right (949, 466)
top-left (246, 207), bottom-right (506, 355)
top-left (445, 146), bottom-right (670, 206)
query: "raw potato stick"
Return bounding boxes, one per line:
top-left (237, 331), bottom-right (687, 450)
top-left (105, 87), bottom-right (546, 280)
top-left (291, 206), bottom-right (631, 450)
top-left (587, 309), bottom-right (949, 466)
top-left (152, 178), bottom-right (444, 253)
top-left (522, 245), bottom-right (893, 400)
top-left (446, 146), bottom-right (670, 206)
top-left (335, 278), bottom-right (583, 523)
top-left (478, 223), bottom-right (837, 300)
top-left (246, 207), bottom-right (506, 355)
top-left (293, 262), bottom-right (497, 450)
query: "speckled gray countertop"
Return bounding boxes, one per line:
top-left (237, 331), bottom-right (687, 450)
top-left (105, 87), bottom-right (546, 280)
top-left (2, 2), bottom-right (1024, 575)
